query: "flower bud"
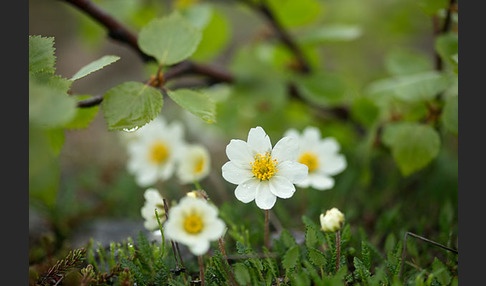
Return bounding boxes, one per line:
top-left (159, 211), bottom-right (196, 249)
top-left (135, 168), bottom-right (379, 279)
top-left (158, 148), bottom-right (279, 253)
top-left (320, 208), bottom-right (344, 232)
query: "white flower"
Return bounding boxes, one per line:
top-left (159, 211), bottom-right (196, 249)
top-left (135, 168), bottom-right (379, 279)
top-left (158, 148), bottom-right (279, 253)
top-left (320, 208), bottom-right (345, 232)
top-left (126, 117), bottom-right (185, 187)
top-left (284, 127), bottom-right (346, 190)
top-left (164, 197), bottom-right (226, 256)
top-left (221, 126), bottom-right (308, 210)
top-left (141, 188), bottom-right (166, 231)
top-left (176, 144), bottom-right (211, 184)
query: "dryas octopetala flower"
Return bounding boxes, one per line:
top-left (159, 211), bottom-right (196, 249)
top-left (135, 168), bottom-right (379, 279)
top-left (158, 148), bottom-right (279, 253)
top-left (176, 144), bottom-right (211, 184)
top-left (164, 196), bottom-right (226, 256)
top-left (284, 127), bottom-right (347, 190)
top-left (320, 208), bottom-right (345, 232)
top-left (126, 117), bottom-right (185, 187)
top-left (221, 126), bottom-right (308, 210)
top-left (141, 188), bottom-right (166, 231)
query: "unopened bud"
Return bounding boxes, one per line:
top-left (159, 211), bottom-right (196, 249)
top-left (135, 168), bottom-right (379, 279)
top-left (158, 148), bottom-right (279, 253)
top-left (320, 208), bottom-right (344, 232)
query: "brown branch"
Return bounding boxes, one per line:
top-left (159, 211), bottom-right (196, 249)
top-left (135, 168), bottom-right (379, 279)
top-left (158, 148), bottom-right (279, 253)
top-left (237, 0), bottom-right (311, 74)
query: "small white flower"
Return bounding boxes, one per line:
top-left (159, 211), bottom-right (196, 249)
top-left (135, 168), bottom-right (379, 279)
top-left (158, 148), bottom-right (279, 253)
top-left (126, 117), bottom-right (185, 187)
top-left (176, 144), bottom-right (211, 184)
top-left (141, 188), bottom-right (166, 231)
top-left (320, 208), bottom-right (345, 232)
top-left (164, 197), bottom-right (226, 256)
top-left (284, 127), bottom-right (346, 190)
top-left (221, 126), bottom-right (308, 210)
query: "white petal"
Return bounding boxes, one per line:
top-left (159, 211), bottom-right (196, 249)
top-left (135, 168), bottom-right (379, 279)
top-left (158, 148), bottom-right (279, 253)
top-left (255, 182), bottom-right (277, 210)
top-left (303, 127), bottom-right (321, 144)
top-left (295, 177), bottom-right (311, 188)
top-left (247, 126), bottom-right (272, 155)
top-left (135, 167), bottom-right (158, 187)
top-left (269, 176), bottom-right (296, 199)
top-left (222, 162), bottom-right (253, 185)
top-left (204, 219), bottom-right (226, 240)
top-left (144, 188), bottom-right (163, 202)
top-left (226, 139), bottom-right (253, 168)
top-left (277, 161), bottom-right (308, 184)
top-left (272, 136), bottom-right (299, 162)
top-left (189, 240), bottom-right (210, 256)
top-left (283, 128), bottom-right (299, 139)
top-left (319, 154), bottom-right (347, 176)
top-left (234, 178), bottom-right (259, 203)
top-left (309, 174), bottom-right (335, 190)
top-left (318, 137), bottom-right (341, 154)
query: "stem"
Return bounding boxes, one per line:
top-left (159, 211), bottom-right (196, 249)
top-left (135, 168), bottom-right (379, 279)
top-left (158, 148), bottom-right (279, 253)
top-left (198, 255), bottom-right (205, 286)
top-left (218, 238), bottom-right (237, 286)
top-left (264, 210), bottom-right (270, 250)
top-left (335, 230), bottom-right (341, 272)
top-left (163, 199), bottom-right (185, 271)
top-left (399, 231), bottom-right (458, 279)
top-left (194, 180), bottom-right (202, 191)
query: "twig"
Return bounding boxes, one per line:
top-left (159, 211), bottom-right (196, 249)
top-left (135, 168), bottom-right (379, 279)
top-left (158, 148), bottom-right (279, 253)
top-left (399, 231), bottom-right (458, 279)
top-left (237, 0), bottom-right (311, 73)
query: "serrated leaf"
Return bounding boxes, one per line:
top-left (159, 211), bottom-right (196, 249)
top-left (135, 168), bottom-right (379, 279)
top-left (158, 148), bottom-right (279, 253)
top-left (353, 257), bottom-right (371, 280)
top-left (351, 97), bottom-right (380, 127)
top-left (138, 12), bottom-right (202, 65)
top-left (305, 226), bottom-right (319, 248)
top-left (179, 3), bottom-right (212, 29)
top-left (282, 245), bottom-right (300, 270)
top-left (431, 258), bottom-right (452, 285)
top-left (101, 81), bottom-right (163, 131)
top-left (296, 24), bottom-right (362, 44)
top-left (441, 95), bottom-right (458, 135)
top-left (70, 55), bottom-right (120, 81)
top-left (307, 247), bottom-right (326, 267)
top-left (29, 75), bottom-right (77, 128)
top-left (382, 122), bottom-right (441, 176)
top-left (166, 88), bottom-right (216, 123)
top-left (29, 35), bottom-right (56, 74)
top-left (280, 229), bottom-right (297, 248)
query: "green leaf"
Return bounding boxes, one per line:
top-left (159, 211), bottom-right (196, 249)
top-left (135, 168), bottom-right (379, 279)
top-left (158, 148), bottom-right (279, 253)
top-left (29, 126), bottom-right (60, 207)
top-left (350, 97), bottom-right (380, 127)
top-left (295, 72), bottom-right (347, 107)
top-left (29, 75), bottom-right (77, 128)
top-left (435, 33), bottom-right (458, 67)
top-left (431, 258), bottom-right (452, 285)
top-left (353, 257), bottom-right (371, 280)
top-left (64, 95), bottom-right (100, 130)
top-left (385, 49), bottom-right (433, 76)
top-left (307, 247), bottom-right (326, 267)
top-left (366, 71), bottom-right (450, 103)
top-left (234, 263), bottom-right (251, 285)
top-left (282, 245), bottom-right (300, 270)
top-left (70, 55), bottom-right (120, 81)
top-left (419, 0), bottom-right (448, 15)
top-left (191, 8), bottom-right (230, 61)
top-left (178, 3), bottom-right (212, 29)
top-left (296, 24), bottom-right (362, 44)
top-left (441, 95), bottom-right (458, 135)
top-left (29, 35), bottom-right (56, 74)
top-left (382, 122), bottom-right (441, 176)
top-left (166, 88), bottom-right (216, 123)
top-left (267, 0), bottom-right (322, 28)
top-left (138, 12), bottom-right (202, 65)
top-left (102, 81), bottom-right (163, 131)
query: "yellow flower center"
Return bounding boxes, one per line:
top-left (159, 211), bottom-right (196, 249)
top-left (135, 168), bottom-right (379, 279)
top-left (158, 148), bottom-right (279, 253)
top-left (149, 141), bottom-right (169, 164)
top-left (193, 157), bottom-right (205, 174)
top-left (251, 153), bottom-right (277, 181)
top-left (184, 214), bottom-right (203, 234)
top-left (299, 152), bottom-right (319, 172)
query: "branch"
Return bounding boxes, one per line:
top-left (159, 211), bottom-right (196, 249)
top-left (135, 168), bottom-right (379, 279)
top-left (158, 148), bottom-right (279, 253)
top-left (237, 0), bottom-right (312, 74)
top-left (61, 0), bottom-right (234, 83)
